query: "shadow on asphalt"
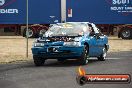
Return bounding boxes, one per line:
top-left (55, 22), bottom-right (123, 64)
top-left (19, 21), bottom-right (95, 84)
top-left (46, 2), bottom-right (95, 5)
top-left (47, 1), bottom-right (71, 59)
top-left (44, 59), bottom-right (98, 67)
top-left (0, 59), bottom-right (99, 72)
top-left (0, 51), bottom-right (132, 72)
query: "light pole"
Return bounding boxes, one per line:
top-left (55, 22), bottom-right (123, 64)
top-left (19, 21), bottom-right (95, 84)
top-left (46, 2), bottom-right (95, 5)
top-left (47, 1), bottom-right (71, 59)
top-left (26, 0), bottom-right (29, 58)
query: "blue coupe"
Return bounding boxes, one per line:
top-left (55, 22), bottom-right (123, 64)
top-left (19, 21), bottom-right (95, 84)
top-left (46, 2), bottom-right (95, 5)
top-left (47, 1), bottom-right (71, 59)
top-left (32, 22), bottom-right (109, 66)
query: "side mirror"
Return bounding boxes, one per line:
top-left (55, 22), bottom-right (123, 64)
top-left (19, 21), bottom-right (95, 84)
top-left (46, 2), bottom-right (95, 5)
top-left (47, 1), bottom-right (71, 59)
top-left (95, 33), bottom-right (100, 39)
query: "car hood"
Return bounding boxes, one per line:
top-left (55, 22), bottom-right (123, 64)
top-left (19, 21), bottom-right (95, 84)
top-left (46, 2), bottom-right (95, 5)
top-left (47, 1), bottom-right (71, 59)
top-left (41, 36), bottom-right (81, 42)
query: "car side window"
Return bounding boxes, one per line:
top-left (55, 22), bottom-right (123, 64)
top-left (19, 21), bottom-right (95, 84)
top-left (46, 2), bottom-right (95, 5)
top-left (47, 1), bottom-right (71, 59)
top-left (97, 29), bottom-right (103, 36)
top-left (91, 24), bottom-right (103, 36)
top-left (88, 24), bottom-right (95, 36)
top-left (95, 27), bottom-right (103, 36)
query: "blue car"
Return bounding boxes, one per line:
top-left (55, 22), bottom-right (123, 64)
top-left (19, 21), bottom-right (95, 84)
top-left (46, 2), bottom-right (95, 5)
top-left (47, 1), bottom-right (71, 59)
top-left (32, 22), bottom-right (109, 66)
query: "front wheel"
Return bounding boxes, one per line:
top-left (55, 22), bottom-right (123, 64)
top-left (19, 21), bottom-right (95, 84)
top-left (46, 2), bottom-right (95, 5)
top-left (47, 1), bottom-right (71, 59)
top-left (98, 47), bottom-right (107, 61)
top-left (79, 45), bottom-right (89, 65)
top-left (39, 29), bottom-right (47, 35)
top-left (33, 56), bottom-right (45, 66)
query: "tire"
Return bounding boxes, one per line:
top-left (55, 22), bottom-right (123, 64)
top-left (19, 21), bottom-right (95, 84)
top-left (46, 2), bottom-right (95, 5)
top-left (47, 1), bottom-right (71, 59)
top-left (98, 47), bottom-right (107, 61)
top-left (33, 56), bottom-right (45, 66)
top-left (120, 28), bottom-right (132, 39)
top-left (23, 28), bottom-right (34, 38)
top-left (79, 45), bottom-right (89, 65)
top-left (39, 29), bottom-right (47, 35)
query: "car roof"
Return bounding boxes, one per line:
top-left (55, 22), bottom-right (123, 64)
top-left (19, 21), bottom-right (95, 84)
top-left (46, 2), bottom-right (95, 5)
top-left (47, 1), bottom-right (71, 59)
top-left (56, 22), bottom-right (93, 25)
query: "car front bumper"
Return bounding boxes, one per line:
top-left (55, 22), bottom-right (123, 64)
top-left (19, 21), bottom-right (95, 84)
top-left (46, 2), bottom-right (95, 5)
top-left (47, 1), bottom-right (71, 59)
top-left (32, 46), bottom-right (84, 59)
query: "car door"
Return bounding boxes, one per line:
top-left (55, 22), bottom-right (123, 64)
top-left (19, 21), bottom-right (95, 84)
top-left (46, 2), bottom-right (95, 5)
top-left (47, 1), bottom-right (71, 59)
top-left (88, 24), bottom-right (104, 56)
top-left (92, 24), bottom-right (105, 55)
top-left (87, 24), bottom-right (99, 56)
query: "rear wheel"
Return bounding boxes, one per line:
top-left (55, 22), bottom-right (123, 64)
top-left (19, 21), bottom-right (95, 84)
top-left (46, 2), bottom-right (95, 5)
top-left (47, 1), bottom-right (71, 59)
top-left (79, 45), bottom-right (89, 65)
top-left (33, 56), bottom-right (45, 66)
top-left (98, 47), bottom-right (107, 61)
top-left (120, 28), bottom-right (132, 39)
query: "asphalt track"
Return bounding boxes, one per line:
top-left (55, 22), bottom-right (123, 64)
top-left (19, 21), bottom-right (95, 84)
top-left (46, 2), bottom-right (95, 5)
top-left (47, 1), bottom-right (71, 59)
top-left (0, 51), bottom-right (132, 88)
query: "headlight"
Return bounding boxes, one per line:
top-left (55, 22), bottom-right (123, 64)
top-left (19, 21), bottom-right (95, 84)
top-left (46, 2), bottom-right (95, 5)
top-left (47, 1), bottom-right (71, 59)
top-left (34, 43), bottom-right (44, 47)
top-left (74, 37), bottom-right (82, 42)
top-left (63, 42), bottom-right (81, 47)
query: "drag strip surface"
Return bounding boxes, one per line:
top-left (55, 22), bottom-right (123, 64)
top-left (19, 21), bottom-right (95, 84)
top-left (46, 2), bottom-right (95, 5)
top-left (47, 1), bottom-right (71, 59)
top-left (0, 51), bottom-right (132, 88)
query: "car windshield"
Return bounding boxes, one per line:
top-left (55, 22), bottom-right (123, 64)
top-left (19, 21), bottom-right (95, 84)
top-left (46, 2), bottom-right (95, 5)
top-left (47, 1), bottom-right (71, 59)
top-left (44, 23), bottom-right (90, 37)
